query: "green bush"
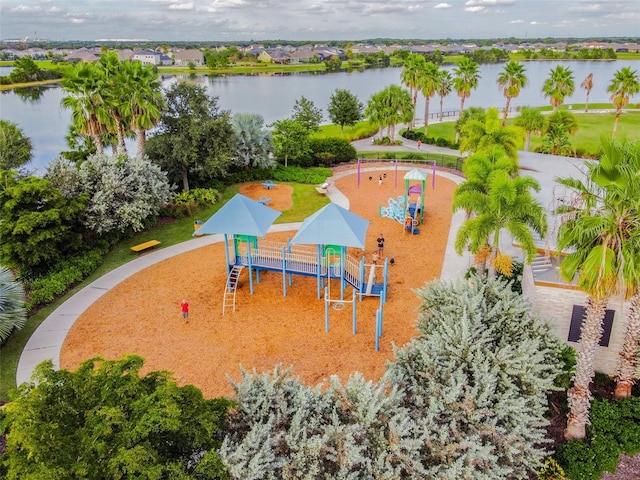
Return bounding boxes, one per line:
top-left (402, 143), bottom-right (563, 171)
top-left (308, 137), bottom-right (357, 166)
top-left (164, 188), bottom-right (220, 218)
top-left (24, 247), bottom-right (108, 310)
top-left (556, 397), bottom-right (640, 479)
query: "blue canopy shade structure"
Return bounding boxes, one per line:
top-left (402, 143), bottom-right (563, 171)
top-left (195, 193), bottom-right (281, 237)
top-left (291, 203), bottom-right (370, 248)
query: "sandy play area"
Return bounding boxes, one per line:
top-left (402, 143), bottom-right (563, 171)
top-left (61, 166), bottom-right (457, 398)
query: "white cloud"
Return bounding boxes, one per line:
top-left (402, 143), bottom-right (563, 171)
top-left (465, 6), bottom-right (485, 12)
top-left (434, 3), bottom-right (452, 8)
top-left (509, 19), bottom-right (524, 24)
top-left (168, 2), bottom-right (194, 10)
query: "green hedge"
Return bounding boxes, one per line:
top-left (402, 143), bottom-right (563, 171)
top-left (224, 166), bottom-right (332, 186)
top-left (555, 397), bottom-right (640, 479)
top-left (24, 246), bottom-right (108, 310)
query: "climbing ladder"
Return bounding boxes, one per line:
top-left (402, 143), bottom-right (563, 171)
top-left (222, 266), bottom-right (244, 315)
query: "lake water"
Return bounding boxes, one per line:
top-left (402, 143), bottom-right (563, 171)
top-left (0, 60), bottom-right (637, 174)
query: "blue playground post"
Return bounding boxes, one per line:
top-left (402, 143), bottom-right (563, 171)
top-left (375, 309), bottom-right (382, 351)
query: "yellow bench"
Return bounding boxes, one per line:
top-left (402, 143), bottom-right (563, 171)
top-left (131, 240), bottom-right (161, 253)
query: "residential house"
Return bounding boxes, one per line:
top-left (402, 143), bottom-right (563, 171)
top-left (257, 49), bottom-right (292, 64)
top-left (173, 49), bottom-right (204, 66)
top-left (132, 49), bottom-right (163, 65)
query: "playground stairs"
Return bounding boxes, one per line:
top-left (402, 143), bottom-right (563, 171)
top-left (222, 265), bottom-right (244, 315)
top-left (530, 254), bottom-right (553, 275)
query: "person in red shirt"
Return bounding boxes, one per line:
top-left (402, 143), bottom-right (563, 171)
top-left (181, 299), bottom-right (189, 323)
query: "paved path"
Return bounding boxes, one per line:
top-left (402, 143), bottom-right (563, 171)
top-left (16, 165), bottom-right (470, 386)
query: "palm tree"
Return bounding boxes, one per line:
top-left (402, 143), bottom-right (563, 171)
top-left (231, 113), bottom-right (272, 168)
top-left (0, 265), bottom-right (27, 344)
top-left (418, 62), bottom-right (441, 136)
top-left (436, 69), bottom-right (452, 122)
top-left (581, 73), bottom-right (594, 112)
top-left (607, 66), bottom-right (640, 137)
top-left (454, 166), bottom-right (547, 278)
top-left (515, 106), bottom-right (545, 152)
top-left (122, 60), bottom-right (165, 157)
top-left (555, 143), bottom-right (640, 438)
top-left (452, 57), bottom-right (481, 116)
top-left (459, 108), bottom-right (524, 160)
top-left (542, 111), bottom-right (579, 156)
top-left (401, 53), bottom-right (426, 129)
top-left (97, 52), bottom-right (130, 155)
top-left (61, 62), bottom-right (108, 154)
top-left (497, 60), bottom-right (528, 127)
top-left (542, 65), bottom-right (575, 112)
top-left (587, 139), bottom-right (640, 399)
top-left (452, 58), bottom-right (481, 143)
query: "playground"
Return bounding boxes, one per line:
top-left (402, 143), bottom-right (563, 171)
top-left (60, 166), bottom-right (457, 398)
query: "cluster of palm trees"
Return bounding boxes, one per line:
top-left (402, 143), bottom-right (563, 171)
top-left (61, 51), bottom-right (164, 158)
top-left (556, 138), bottom-right (640, 440)
top-left (401, 54), bottom-right (480, 136)
top-left (400, 55), bottom-right (639, 137)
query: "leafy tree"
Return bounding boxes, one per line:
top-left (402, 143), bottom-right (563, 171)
top-left (365, 85), bottom-right (413, 143)
top-left (541, 110), bottom-right (578, 156)
top-left (453, 159), bottom-right (547, 277)
top-left (497, 60), bottom-right (528, 126)
top-left (0, 265), bottom-right (27, 345)
top-left (607, 66), bottom-right (640, 137)
top-left (542, 65), bottom-right (575, 112)
top-left (327, 88), bottom-right (363, 132)
top-left (418, 61), bottom-right (441, 135)
top-left (323, 56), bottom-right (343, 72)
top-left (270, 119), bottom-right (310, 168)
top-left (581, 73), bottom-right (594, 112)
top-left (47, 154), bottom-right (173, 236)
top-left (1, 355), bottom-right (231, 479)
top-left (436, 69), bottom-right (452, 121)
top-left (0, 172), bottom-right (87, 276)
top-left (459, 107), bottom-right (524, 160)
top-left (555, 139), bottom-right (640, 437)
top-left (0, 120), bottom-right (32, 170)
top-left (146, 81), bottom-right (235, 191)
top-left (8, 57), bottom-right (40, 83)
top-left (291, 96), bottom-right (323, 132)
top-left (386, 277), bottom-right (563, 479)
top-left (515, 106), bottom-right (545, 152)
top-left (231, 113), bottom-right (273, 168)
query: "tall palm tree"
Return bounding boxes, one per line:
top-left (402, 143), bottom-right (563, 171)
top-left (581, 73), bottom-right (594, 112)
top-left (607, 66), bottom-right (640, 137)
top-left (97, 52), bottom-right (130, 155)
top-left (515, 106), bottom-right (545, 152)
top-left (418, 61), bottom-right (441, 136)
top-left (497, 60), bottom-right (528, 127)
top-left (379, 84), bottom-right (414, 143)
top-left (436, 69), bottom-right (452, 122)
top-left (401, 53), bottom-right (426, 129)
top-left (122, 60), bottom-right (165, 157)
top-left (61, 62), bottom-right (108, 154)
top-left (542, 65), bottom-right (575, 112)
top-left (588, 138), bottom-right (640, 399)
top-left (0, 265), bottom-right (27, 344)
top-left (555, 145), bottom-right (640, 438)
top-left (454, 167), bottom-right (547, 278)
top-left (452, 58), bottom-right (481, 143)
top-left (452, 57), bottom-right (481, 116)
top-left (459, 108), bottom-right (524, 160)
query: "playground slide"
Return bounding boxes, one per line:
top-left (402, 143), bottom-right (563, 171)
top-left (366, 264), bottom-right (375, 295)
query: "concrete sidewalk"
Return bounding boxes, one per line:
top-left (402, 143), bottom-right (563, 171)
top-left (16, 166), bottom-right (470, 386)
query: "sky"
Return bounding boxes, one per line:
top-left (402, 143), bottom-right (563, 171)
top-left (1, 0), bottom-right (639, 42)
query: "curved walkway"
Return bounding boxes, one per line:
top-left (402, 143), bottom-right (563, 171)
top-left (16, 166), bottom-right (470, 386)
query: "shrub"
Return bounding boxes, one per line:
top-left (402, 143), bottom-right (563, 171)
top-left (308, 137), bottom-right (357, 166)
top-left (165, 188), bottom-right (220, 218)
top-left (555, 397), bottom-right (640, 479)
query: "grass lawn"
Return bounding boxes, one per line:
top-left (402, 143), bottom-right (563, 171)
top-left (423, 109), bottom-right (640, 157)
top-left (0, 182), bottom-right (327, 401)
top-left (316, 121), bottom-right (378, 141)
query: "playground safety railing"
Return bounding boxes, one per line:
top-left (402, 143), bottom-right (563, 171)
top-left (344, 256), bottom-right (361, 289)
